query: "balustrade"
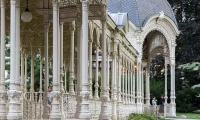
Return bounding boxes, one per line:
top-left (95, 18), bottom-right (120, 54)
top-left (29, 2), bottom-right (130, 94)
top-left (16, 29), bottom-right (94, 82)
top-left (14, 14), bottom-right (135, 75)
top-left (18, 91), bottom-right (138, 119)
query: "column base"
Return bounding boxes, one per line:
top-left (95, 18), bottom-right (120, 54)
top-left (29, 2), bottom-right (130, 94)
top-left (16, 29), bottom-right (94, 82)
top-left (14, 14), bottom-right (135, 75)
top-left (7, 113), bottom-right (22, 120)
top-left (69, 91), bottom-right (75, 95)
top-left (0, 114), bottom-right (7, 120)
top-left (75, 92), bottom-right (91, 119)
top-left (136, 103), bottom-right (143, 113)
top-left (0, 101), bottom-right (7, 120)
top-left (99, 96), bottom-right (110, 120)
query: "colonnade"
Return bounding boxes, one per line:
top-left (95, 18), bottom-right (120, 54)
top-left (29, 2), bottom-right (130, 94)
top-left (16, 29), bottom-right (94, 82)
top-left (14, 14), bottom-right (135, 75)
top-left (0, 0), bottom-right (177, 119)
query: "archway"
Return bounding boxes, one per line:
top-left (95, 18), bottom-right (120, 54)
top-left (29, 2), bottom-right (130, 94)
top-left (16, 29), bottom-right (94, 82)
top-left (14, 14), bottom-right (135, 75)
top-left (142, 30), bottom-right (174, 117)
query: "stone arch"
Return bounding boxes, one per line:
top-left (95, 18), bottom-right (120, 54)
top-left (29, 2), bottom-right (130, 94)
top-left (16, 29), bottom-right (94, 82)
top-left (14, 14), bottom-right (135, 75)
top-left (143, 15), bottom-right (179, 35)
top-left (141, 15), bottom-right (179, 58)
top-left (148, 46), bottom-right (164, 60)
top-left (148, 34), bottom-right (167, 54)
top-left (142, 24), bottom-right (171, 53)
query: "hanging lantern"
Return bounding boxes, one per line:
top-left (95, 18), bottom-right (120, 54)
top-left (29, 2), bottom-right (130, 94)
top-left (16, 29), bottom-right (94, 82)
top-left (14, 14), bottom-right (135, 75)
top-left (21, 0), bottom-right (32, 22)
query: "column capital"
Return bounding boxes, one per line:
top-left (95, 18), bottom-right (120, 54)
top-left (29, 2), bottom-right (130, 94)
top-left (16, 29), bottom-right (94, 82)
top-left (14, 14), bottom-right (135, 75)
top-left (171, 43), bottom-right (177, 47)
top-left (80, 0), bottom-right (89, 3)
top-left (0, 0), bottom-right (5, 8)
top-left (59, 22), bottom-right (64, 26)
top-left (44, 22), bottom-right (50, 32)
top-left (70, 21), bottom-right (76, 31)
top-left (96, 42), bottom-right (100, 47)
top-left (89, 37), bottom-right (93, 43)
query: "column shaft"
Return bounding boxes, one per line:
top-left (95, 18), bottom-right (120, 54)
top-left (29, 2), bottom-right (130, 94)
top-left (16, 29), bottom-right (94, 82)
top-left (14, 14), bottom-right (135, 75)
top-left (111, 51), bottom-right (117, 119)
top-left (99, 18), bottom-right (109, 119)
top-left (21, 52), bottom-right (25, 91)
top-left (30, 50), bottom-right (35, 92)
top-left (43, 23), bottom-right (49, 119)
top-left (50, 1), bottom-right (61, 118)
top-left (24, 54), bottom-right (28, 92)
top-left (125, 64), bottom-right (127, 104)
top-left (117, 58), bottom-right (122, 102)
top-left (106, 52), bottom-right (110, 100)
top-left (88, 38), bottom-right (93, 99)
top-left (69, 21), bottom-right (75, 95)
top-left (60, 22), bottom-right (64, 92)
top-left (39, 54), bottom-right (42, 92)
top-left (122, 64), bottom-right (125, 103)
top-left (94, 43), bottom-right (99, 99)
top-left (128, 63), bottom-right (130, 104)
top-left (7, 0), bottom-right (22, 119)
top-left (130, 64), bottom-right (133, 104)
top-left (145, 67), bottom-right (150, 105)
top-left (133, 67), bottom-right (135, 104)
top-left (0, 0), bottom-right (6, 119)
top-left (164, 60), bottom-right (168, 101)
top-left (75, 0), bottom-right (90, 119)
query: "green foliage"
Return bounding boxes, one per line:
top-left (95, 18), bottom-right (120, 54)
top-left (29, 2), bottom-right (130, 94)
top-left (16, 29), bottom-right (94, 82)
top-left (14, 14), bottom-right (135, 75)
top-left (176, 88), bottom-right (200, 113)
top-left (150, 78), bottom-right (165, 104)
top-left (127, 113), bottom-right (166, 120)
top-left (177, 113), bottom-right (200, 119)
top-left (178, 62), bottom-right (200, 78)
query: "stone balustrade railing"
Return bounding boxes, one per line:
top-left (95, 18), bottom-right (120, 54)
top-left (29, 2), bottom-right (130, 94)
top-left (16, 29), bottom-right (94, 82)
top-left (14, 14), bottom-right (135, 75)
top-left (20, 91), bottom-right (138, 119)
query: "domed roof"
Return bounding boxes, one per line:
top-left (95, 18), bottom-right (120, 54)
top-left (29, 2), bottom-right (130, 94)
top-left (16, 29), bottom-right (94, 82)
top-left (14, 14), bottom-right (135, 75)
top-left (107, 0), bottom-right (177, 27)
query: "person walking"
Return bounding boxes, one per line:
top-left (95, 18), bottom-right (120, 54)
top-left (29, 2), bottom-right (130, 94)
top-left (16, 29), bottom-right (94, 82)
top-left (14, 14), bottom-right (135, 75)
top-left (152, 96), bottom-right (157, 115)
top-left (159, 95), bottom-right (165, 116)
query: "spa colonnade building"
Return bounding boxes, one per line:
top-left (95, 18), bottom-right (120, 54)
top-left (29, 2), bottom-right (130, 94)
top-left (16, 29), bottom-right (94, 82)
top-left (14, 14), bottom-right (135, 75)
top-left (0, 0), bottom-right (179, 119)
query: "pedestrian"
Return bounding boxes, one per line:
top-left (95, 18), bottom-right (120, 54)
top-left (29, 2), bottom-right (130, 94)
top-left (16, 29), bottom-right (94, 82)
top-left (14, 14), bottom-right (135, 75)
top-left (159, 95), bottom-right (165, 116)
top-left (152, 96), bottom-right (157, 115)
top-left (47, 86), bottom-right (52, 114)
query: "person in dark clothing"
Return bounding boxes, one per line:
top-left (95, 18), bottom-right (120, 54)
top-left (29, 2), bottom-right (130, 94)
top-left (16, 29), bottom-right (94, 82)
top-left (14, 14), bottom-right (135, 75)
top-left (159, 95), bottom-right (165, 116)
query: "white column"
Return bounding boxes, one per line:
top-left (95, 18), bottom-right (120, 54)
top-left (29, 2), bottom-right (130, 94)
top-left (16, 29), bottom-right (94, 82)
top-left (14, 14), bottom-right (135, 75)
top-left (0, 0), bottom-right (6, 119)
top-left (7, 0), bottom-right (22, 119)
top-left (43, 22), bottom-right (49, 119)
top-left (141, 68), bottom-right (144, 104)
top-left (75, 0), bottom-right (90, 119)
top-left (15, 0), bottom-right (20, 92)
top-left (30, 48), bottom-right (35, 93)
top-left (136, 58), bottom-right (143, 113)
top-left (99, 18), bottom-right (109, 120)
top-left (130, 63), bottom-right (133, 104)
top-left (145, 67), bottom-right (150, 105)
top-left (60, 22), bottom-right (64, 92)
top-left (106, 46), bottom-right (110, 101)
top-left (69, 21), bottom-right (75, 95)
top-left (39, 51), bottom-right (43, 92)
top-left (137, 61), bottom-right (142, 104)
top-left (88, 36), bottom-right (93, 99)
top-left (164, 60), bottom-right (168, 102)
top-left (170, 43), bottom-right (176, 117)
top-left (111, 42), bottom-right (117, 119)
top-left (117, 57), bottom-right (122, 102)
top-left (64, 69), bottom-right (67, 92)
top-left (94, 42), bottom-right (99, 99)
top-left (21, 51), bottom-right (25, 91)
top-left (24, 54), bottom-right (28, 92)
top-left (133, 65), bottom-right (136, 104)
top-left (76, 10), bottom-right (81, 97)
top-left (125, 62), bottom-right (128, 104)
top-left (50, 1), bottom-right (61, 119)
top-left (59, 22), bottom-right (65, 118)
top-left (122, 62), bottom-right (125, 103)
top-left (128, 62), bottom-right (130, 104)
top-left (57, 17), bottom-right (61, 92)
top-left (164, 58), bottom-right (168, 117)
